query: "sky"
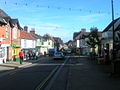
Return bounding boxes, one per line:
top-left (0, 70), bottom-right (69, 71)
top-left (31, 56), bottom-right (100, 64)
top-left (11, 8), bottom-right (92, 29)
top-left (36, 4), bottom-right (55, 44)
top-left (0, 0), bottom-right (120, 42)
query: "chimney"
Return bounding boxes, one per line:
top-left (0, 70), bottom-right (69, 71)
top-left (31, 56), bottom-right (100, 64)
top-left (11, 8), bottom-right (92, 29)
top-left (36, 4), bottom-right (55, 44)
top-left (81, 28), bottom-right (86, 32)
top-left (30, 28), bottom-right (35, 34)
top-left (24, 26), bottom-right (28, 32)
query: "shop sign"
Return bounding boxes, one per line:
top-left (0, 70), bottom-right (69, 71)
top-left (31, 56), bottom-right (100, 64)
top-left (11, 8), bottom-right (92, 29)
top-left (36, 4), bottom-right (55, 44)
top-left (12, 44), bottom-right (21, 47)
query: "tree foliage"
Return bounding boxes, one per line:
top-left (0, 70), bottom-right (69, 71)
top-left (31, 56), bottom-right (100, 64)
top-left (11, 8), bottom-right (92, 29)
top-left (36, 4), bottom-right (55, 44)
top-left (86, 27), bottom-right (101, 49)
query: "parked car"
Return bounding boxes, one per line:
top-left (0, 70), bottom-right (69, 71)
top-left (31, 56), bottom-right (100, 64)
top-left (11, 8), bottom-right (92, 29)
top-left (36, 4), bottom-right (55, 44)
top-left (53, 52), bottom-right (64, 60)
top-left (48, 48), bottom-right (57, 56)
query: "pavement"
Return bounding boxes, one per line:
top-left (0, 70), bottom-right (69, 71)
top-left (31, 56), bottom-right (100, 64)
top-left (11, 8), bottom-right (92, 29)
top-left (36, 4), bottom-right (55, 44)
top-left (0, 56), bottom-right (47, 77)
top-left (67, 56), bottom-right (120, 90)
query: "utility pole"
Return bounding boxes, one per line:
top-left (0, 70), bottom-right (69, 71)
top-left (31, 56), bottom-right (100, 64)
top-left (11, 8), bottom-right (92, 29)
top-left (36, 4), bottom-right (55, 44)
top-left (111, 0), bottom-right (114, 21)
top-left (111, 0), bottom-right (115, 56)
top-left (111, 0), bottom-right (115, 74)
top-left (111, 0), bottom-right (115, 59)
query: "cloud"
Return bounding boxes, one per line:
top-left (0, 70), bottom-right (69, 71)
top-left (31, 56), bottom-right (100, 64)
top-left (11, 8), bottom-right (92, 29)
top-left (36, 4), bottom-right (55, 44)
top-left (76, 13), bottom-right (105, 23)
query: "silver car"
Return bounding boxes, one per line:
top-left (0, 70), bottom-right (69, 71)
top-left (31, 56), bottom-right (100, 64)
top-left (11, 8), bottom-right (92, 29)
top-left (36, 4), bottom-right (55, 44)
top-left (53, 52), bottom-right (64, 60)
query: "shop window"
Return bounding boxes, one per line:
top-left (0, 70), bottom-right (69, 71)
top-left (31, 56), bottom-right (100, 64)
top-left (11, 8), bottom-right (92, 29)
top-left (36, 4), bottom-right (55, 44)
top-left (32, 40), bottom-right (34, 47)
top-left (13, 48), bottom-right (19, 56)
top-left (0, 47), bottom-right (5, 58)
top-left (42, 42), bottom-right (44, 45)
top-left (48, 42), bottom-right (50, 45)
top-left (24, 40), bottom-right (26, 47)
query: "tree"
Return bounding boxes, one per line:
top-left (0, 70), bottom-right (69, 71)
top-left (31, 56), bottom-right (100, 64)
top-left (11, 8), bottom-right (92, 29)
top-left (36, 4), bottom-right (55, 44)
top-left (86, 27), bottom-right (101, 59)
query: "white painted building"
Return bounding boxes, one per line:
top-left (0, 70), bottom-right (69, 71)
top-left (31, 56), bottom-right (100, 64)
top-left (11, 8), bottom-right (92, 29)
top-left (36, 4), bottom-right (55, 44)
top-left (74, 29), bottom-right (90, 55)
top-left (21, 39), bottom-right (36, 49)
top-left (20, 26), bottom-right (36, 50)
top-left (40, 38), bottom-right (54, 54)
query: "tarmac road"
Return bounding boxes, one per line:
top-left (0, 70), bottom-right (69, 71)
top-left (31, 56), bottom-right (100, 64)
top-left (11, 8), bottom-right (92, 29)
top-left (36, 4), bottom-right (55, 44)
top-left (0, 56), bottom-right (66, 90)
top-left (1, 55), bottom-right (120, 90)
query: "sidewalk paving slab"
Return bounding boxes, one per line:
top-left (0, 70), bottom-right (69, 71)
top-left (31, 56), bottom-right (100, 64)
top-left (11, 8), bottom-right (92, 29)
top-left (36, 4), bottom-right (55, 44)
top-left (0, 56), bottom-right (47, 77)
top-left (0, 61), bottom-right (32, 77)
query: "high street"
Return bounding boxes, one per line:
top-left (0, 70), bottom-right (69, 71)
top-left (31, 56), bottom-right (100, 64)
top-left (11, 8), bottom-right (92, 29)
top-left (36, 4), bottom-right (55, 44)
top-left (0, 56), bottom-right (120, 90)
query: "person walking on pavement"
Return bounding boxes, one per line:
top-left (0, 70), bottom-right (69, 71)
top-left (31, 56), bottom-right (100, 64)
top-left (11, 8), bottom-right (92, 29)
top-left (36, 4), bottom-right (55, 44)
top-left (19, 50), bottom-right (24, 64)
top-left (36, 51), bottom-right (39, 60)
top-left (44, 51), bottom-right (46, 57)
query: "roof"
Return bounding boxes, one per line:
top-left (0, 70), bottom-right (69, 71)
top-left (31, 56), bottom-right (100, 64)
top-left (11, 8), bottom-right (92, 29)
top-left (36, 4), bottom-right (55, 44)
top-left (20, 30), bottom-right (36, 40)
top-left (0, 9), bottom-right (9, 18)
top-left (53, 37), bottom-right (64, 45)
top-left (10, 19), bottom-right (23, 30)
top-left (0, 9), bottom-right (11, 24)
top-left (75, 32), bottom-right (90, 40)
top-left (43, 34), bottom-right (55, 41)
top-left (0, 18), bottom-right (7, 24)
top-left (32, 34), bottom-right (44, 40)
top-left (102, 17), bottom-right (120, 32)
top-left (73, 31), bottom-right (81, 39)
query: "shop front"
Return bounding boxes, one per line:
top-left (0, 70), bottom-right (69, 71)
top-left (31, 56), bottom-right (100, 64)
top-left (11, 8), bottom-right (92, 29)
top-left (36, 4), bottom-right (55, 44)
top-left (101, 39), bottom-right (113, 63)
top-left (114, 42), bottom-right (120, 59)
top-left (21, 48), bottom-right (38, 60)
top-left (40, 46), bottom-right (48, 55)
top-left (0, 44), bottom-right (10, 64)
top-left (11, 44), bottom-right (21, 61)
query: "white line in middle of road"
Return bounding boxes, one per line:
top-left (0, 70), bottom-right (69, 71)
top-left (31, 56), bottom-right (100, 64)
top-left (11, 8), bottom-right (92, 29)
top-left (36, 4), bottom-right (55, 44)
top-left (35, 56), bottom-right (70, 90)
top-left (44, 56), bottom-right (70, 90)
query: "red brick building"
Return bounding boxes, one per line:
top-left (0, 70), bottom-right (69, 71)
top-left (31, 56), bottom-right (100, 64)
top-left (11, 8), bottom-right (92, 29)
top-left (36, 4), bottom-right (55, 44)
top-left (0, 9), bottom-right (23, 63)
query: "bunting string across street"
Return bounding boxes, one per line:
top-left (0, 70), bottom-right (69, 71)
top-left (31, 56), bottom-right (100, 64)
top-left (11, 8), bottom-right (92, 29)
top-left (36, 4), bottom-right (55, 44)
top-left (1, 0), bottom-right (120, 16)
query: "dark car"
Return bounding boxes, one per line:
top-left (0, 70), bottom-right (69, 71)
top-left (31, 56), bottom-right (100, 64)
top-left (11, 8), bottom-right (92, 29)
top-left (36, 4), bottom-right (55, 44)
top-left (53, 52), bottom-right (64, 60)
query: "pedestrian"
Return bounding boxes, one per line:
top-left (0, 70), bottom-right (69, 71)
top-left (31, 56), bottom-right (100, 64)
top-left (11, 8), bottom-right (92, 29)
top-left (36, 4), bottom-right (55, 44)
top-left (19, 50), bottom-right (24, 64)
top-left (44, 51), bottom-right (46, 57)
top-left (36, 51), bottom-right (39, 60)
top-left (28, 52), bottom-right (31, 60)
top-left (104, 48), bottom-right (109, 64)
top-left (32, 51), bottom-right (36, 60)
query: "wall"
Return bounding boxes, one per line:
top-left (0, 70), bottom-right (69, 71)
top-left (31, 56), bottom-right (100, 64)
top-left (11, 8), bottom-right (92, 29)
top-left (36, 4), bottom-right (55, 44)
top-left (21, 39), bottom-right (36, 49)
